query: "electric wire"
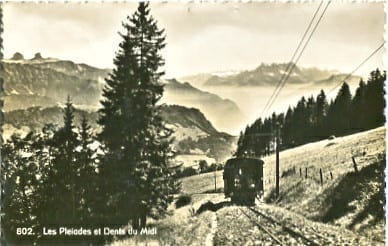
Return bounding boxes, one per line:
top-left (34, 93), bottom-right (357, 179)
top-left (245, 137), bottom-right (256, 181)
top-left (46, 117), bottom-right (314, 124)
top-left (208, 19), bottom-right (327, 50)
top-left (260, 1), bottom-right (324, 118)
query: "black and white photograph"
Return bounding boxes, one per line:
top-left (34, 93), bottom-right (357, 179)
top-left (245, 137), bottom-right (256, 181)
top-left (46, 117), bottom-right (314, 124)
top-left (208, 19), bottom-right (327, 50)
top-left (0, 1), bottom-right (385, 245)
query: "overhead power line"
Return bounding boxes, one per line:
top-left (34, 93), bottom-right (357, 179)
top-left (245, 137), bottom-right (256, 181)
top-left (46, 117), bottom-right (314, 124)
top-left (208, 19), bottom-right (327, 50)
top-left (259, 1), bottom-right (324, 118)
top-left (328, 42), bottom-right (385, 95)
top-left (265, 1), bottom-right (331, 114)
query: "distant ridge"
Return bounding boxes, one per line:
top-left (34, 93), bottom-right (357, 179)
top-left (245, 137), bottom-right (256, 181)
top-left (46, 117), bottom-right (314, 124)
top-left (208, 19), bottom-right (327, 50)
top-left (181, 63), bottom-right (360, 87)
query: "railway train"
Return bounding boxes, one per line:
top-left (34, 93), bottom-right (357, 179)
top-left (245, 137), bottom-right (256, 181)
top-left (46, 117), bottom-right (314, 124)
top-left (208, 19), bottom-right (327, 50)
top-left (223, 157), bottom-right (264, 205)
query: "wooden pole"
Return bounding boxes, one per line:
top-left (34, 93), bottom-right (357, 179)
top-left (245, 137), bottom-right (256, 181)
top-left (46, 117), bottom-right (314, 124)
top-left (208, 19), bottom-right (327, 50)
top-left (305, 167), bottom-right (308, 179)
top-left (275, 125), bottom-right (280, 198)
top-left (352, 157), bottom-right (359, 174)
top-left (214, 170), bottom-right (217, 192)
top-left (319, 168), bottom-right (323, 185)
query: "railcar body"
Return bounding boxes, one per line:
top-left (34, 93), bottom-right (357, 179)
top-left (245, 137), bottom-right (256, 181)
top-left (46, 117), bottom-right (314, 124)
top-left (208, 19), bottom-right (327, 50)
top-left (223, 157), bottom-right (264, 204)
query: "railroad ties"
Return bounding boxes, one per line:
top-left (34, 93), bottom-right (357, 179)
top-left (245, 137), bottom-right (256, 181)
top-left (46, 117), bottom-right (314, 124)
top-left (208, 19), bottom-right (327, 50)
top-left (239, 206), bottom-right (330, 245)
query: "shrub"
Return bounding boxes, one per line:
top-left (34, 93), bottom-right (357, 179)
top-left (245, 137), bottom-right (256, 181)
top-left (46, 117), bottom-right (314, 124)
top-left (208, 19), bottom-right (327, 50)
top-left (180, 167), bottom-right (197, 177)
top-left (175, 194), bottom-right (192, 208)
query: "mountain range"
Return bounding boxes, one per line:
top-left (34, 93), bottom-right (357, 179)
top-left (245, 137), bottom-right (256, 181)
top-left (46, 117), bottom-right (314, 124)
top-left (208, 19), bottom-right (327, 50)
top-left (3, 53), bottom-right (362, 162)
top-left (3, 53), bottom-right (244, 134)
top-left (3, 105), bottom-right (236, 162)
top-left (3, 53), bottom-right (239, 161)
top-left (161, 79), bottom-right (246, 134)
top-left (181, 62), bottom-right (361, 87)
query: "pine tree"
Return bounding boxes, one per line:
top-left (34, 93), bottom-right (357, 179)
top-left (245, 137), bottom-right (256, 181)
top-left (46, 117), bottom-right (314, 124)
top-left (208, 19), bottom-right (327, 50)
top-left (98, 2), bottom-right (177, 228)
top-left (37, 96), bottom-right (80, 226)
top-left (315, 90), bottom-right (328, 138)
top-left (76, 115), bottom-right (98, 224)
top-left (283, 107), bottom-right (294, 147)
top-left (306, 96), bottom-right (316, 141)
top-left (364, 69), bottom-right (385, 129)
top-left (351, 79), bottom-right (367, 131)
top-left (293, 97), bottom-right (308, 145)
top-left (3, 133), bottom-right (41, 242)
top-left (327, 82), bottom-right (352, 136)
top-left (236, 131), bottom-right (245, 157)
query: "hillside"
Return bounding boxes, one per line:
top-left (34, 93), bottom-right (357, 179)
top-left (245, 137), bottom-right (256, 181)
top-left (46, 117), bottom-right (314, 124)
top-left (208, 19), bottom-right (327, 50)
top-left (3, 64), bottom-right (106, 111)
top-left (162, 79), bottom-right (246, 134)
top-left (262, 127), bottom-right (385, 241)
top-left (176, 127), bottom-right (385, 242)
top-left (4, 54), bottom-right (245, 134)
top-left (181, 63), bottom-right (360, 87)
top-left (112, 127), bottom-right (384, 245)
top-left (4, 104), bottom-right (236, 162)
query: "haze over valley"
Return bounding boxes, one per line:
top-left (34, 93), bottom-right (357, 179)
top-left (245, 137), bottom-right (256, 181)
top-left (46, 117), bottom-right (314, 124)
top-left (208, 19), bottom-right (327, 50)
top-left (4, 53), bottom-right (363, 136)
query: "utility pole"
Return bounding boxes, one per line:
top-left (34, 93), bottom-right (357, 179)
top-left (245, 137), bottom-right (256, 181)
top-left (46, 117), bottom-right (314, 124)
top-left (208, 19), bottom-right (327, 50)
top-left (214, 169), bottom-right (217, 192)
top-left (275, 124), bottom-right (280, 199)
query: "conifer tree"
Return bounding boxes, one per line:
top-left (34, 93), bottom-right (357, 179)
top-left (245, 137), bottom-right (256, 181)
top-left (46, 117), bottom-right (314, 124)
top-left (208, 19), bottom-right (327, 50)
top-left (364, 69), bottom-right (385, 129)
top-left (315, 90), bottom-right (328, 138)
top-left (327, 82), bottom-right (352, 135)
top-left (293, 97), bottom-right (307, 145)
top-left (98, 2), bottom-right (177, 228)
top-left (283, 107), bottom-right (294, 147)
top-left (38, 96), bottom-right (80, 226)
top-left (3, 133), bottom-right (40, 242)
top-left (306, 96), bottom-right (316, 141)
top-left (351, 79), bottom-right (367, 131)
top-left (76, 115), bottom-right (98, 224)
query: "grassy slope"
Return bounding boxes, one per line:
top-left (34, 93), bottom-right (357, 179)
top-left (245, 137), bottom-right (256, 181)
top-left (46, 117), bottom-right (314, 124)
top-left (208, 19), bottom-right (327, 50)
top-left (262, 127), bottom-right (385, 241)
top-left (113, 127), bottom-right (385, 244)
top-left (180, 127), bottom-right (385, 240)
top-left (111, 194), bottom-right (225, 245)
top-left (180, 171), bottom-right (224, 194)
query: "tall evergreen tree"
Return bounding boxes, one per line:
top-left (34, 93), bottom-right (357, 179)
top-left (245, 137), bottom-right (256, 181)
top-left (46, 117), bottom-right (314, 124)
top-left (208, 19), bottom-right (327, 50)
top-left (236, 130), bottom-right (245, 157)
top-left (364, 69), bottom-right (385, 128)
top-left (351, 79), bottom-right (367, 131)
top-left (328, 82), bottom-right (352, 135)
top-left (306, 96), bottom-right (316, 141)
top-left (293, 97), bottom-right (308, 145)
top-left (3, 133), bottom-right (40, 242)
top-left (315, 90), bottom-right (328, 138)
top-left (76, 115), bottom-right (98, 224)
top-left (98, 2), bottom-right (177, 228)
top-left (37, 96), bottom-right (80, 226)
top-left (282, 107), bottom-right (294, 147)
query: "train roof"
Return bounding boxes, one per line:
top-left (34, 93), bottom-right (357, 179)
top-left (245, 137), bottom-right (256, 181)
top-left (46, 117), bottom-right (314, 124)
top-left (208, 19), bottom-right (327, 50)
top-left (225, 157), bottom-right (264, 167)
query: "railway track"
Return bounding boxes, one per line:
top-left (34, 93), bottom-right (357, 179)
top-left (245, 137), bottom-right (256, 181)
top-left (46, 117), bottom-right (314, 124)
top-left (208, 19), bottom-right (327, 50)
top-left (239, 205), bottom-right (330, 245)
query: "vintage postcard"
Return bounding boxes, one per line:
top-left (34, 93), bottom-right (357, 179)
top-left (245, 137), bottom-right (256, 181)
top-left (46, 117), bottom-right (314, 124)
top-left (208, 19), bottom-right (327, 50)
top-left (0, 1), bottom-right (385, 245)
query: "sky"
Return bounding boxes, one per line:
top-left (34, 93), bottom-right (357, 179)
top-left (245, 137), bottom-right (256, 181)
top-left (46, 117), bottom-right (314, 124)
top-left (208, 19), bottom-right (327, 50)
top-left (3, 2), bottom-right (385, 78)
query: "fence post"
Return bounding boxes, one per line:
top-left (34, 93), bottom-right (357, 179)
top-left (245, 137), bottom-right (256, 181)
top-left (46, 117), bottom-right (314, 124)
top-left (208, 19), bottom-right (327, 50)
top-left (299, 168), bottom-right (302, 177)
top-left (319, 168), bottom-right (323, 185)
top-left (214, 170), bottom-right (217, 192)
top-left (352, 157), bottom-right (359, 174)
top-left (330, 171), bottom-right (333, 180)
top-left (305, 167), bottom-right (308, 179)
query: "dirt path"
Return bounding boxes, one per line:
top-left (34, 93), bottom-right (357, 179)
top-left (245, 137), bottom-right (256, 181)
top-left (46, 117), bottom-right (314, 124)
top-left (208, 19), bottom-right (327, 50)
top-left (205, 212), bottom-right (218, 246)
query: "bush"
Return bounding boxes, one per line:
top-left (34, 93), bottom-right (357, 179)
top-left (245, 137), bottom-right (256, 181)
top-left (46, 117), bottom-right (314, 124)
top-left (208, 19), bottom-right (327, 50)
top-left (179, 167), bottom-right (197, 178)
top-left (199, 160), bottom-right (208, 173)
top-left (208, 163), bottom-right (217, 172)
top-left (175, 194), bottom-right (192, 208)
